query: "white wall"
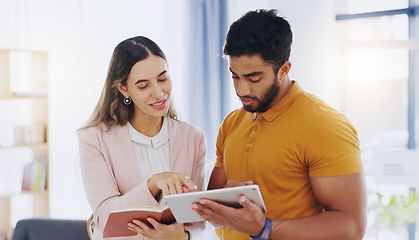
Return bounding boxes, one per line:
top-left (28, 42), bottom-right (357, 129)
top-left (49, 0), bottom-right (190, 219)
top-left (0, 0), bottom-right (189, 219)
top-left (227, 0), bottom-right (336, 111)
top-left (0, 0), bottom-right (335, 219)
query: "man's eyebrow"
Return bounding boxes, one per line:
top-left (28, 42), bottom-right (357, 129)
top-left (229, 68), bottom-right (263, 78)
top-left (243, 72), bottom-right (263, 78)
top-left (135, 70), bottom-right (168, 84)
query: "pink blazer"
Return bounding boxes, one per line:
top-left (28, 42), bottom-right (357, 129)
top-left (78, 117), bottom-right (207, 239)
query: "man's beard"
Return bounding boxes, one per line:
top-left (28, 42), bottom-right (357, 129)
top-left (241, 77), bottom-right (280, 113)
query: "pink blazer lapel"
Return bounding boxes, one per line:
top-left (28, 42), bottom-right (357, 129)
top-left (106, 124), bottom-right (141, 191)
top-left (167, 118), bottom-right (187, 174)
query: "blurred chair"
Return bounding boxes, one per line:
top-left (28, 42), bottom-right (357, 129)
top-left (11, 218), bottom-right (90, 240)
top-left (86, 214), bottom-right (94, 239)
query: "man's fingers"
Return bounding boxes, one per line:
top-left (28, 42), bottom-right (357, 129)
top-left (225, 180), bottom-right (254, 188)
top-left (194, 199), bottom-right (233, 218)
top-left (192, 201), bottom-right (221, 222)
top-left (239, 195), bottom-right (254, 209)
top-left (239, 195), bottom-right (265, 215)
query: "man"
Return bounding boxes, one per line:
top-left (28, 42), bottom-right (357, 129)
top-left (192, 9), bottom-right (367, 240)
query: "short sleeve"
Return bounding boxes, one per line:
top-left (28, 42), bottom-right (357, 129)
top-left (304, 111), bottom-right (363, 177)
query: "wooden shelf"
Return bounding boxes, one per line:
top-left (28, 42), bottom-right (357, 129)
top-left (0, 190), bottom-right (49, 198)
top-left (0, 94), bottom-right (48, 100)
top-left (0, 50), bottom-right (48, 99)
top-left (0, 49), bottom-right (49, 240)
top-left (0, 191), bottom-right (49, 240)
top-left (0, 143), bottom-right (48, 149)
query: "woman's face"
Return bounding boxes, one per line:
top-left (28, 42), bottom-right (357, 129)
top-left (118, 55), bottom-right (172, 120)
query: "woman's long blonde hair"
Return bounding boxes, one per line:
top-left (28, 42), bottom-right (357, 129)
top-left (79, 36), bottom-right (178, 131)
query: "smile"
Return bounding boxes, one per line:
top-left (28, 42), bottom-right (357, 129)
top-left (150, 99), bottom-right (167, 109)
top-left (152, 100), bottom-right (164, 106)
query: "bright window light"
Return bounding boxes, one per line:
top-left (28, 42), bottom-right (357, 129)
top-left (335, 0), bottom-right (408, 15)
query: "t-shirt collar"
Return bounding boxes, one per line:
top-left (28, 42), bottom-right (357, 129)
top-left (259, 81), bottom-right (303, 122)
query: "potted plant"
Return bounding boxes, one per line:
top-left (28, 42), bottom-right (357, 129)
top-left (368, 189), bottom-right (419, 239)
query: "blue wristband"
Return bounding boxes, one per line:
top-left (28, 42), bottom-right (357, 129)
top-left (251, 218), bottom-right (272, 240)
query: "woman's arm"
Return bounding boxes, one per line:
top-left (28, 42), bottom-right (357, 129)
top-left (78, 127), bottom-right (158, 232)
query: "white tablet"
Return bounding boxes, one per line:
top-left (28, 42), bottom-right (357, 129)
top-left (162, 185), bottom-right (266, 223)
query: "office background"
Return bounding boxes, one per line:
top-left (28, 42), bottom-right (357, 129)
top-left (0, 0), bottom-right (418, 239)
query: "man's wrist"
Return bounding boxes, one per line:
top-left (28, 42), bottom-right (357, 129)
top-left (250, 218), bottom-right (272, 240)
top-left (184, 230), bottom-right (190, 240)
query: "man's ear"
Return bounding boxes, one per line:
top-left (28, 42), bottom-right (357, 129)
top-left (278, 61), bottom-right (292, 79)
top-left (116, 83), bottom-right (128, 96)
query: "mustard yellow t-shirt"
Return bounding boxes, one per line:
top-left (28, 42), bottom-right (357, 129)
top-left (214, 82), bottom-right (363, 240)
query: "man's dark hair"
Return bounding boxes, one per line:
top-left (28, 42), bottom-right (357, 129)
top-left (223, 9), bottom-right (293, 73)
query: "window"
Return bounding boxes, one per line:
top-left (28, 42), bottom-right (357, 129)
top-left (335, 1), bottom-right (419, 240)
top-left (335, 0), bottom-right (409, 15)
top-left (336, 3), bottom-right (417, 150)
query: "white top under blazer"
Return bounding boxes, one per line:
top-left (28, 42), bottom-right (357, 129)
top-left (128, 116), bottom-right (170, 183)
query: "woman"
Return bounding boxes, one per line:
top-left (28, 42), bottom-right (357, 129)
top-left (78, 36), bottom-right (206, 240)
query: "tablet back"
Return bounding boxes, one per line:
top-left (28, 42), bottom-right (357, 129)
top-left (162, 185), bottom-right (266, 223)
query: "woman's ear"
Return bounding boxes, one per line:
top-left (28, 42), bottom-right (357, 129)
top-left (116, 83), bottom-right (128, 96)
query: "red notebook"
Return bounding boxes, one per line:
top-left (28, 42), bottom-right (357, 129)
top-left (103, 205), bottom-right (176, 238)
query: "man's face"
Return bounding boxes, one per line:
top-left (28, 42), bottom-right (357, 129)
top-left (229, 54), bottom-right (280, 113)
